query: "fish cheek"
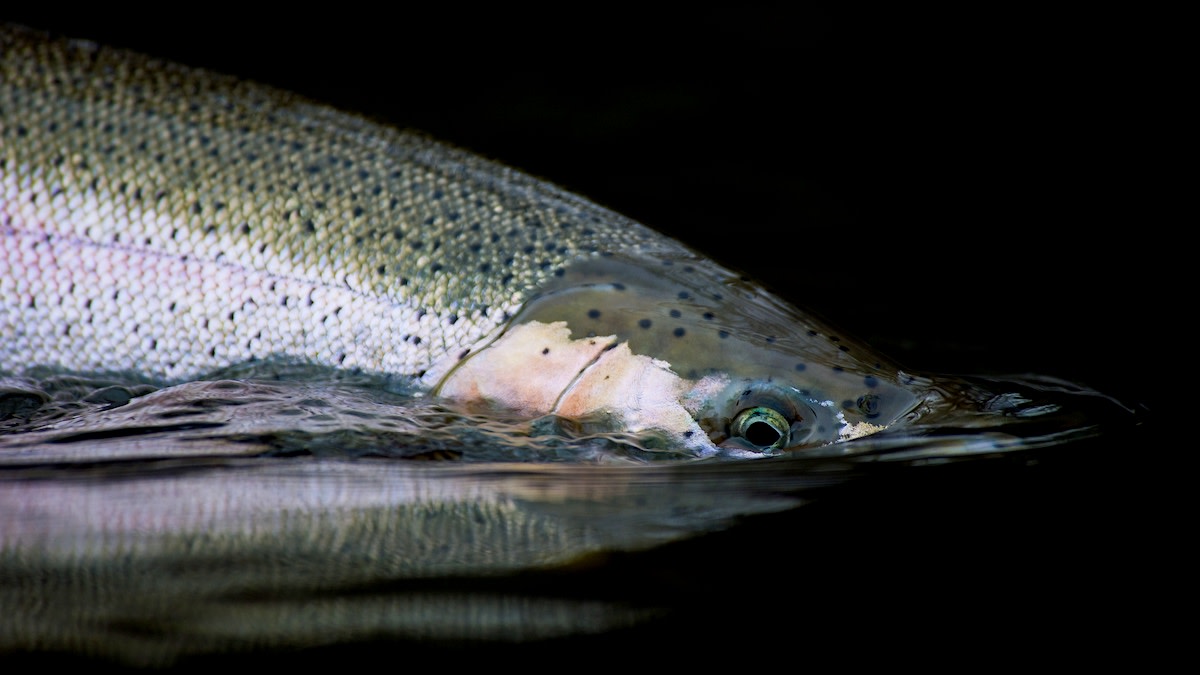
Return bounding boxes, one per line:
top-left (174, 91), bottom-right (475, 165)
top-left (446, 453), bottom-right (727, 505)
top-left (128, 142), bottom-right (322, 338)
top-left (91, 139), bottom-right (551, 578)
top-left (434, 321), bottom-right (616, 416)
top-left (554, 343), bottom-right (715, 453)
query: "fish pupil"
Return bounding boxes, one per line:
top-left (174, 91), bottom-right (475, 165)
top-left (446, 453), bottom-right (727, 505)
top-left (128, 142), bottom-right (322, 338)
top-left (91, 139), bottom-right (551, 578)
top-left (744, 420), bottom-right (782, 448)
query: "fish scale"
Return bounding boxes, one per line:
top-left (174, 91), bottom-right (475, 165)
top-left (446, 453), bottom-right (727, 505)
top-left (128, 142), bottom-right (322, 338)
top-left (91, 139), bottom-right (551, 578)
top-left (0, 24), bottom-right (676, 383)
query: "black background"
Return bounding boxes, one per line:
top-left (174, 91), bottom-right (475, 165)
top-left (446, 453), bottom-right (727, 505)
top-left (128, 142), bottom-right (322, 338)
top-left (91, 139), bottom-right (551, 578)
top-left (2, 7), bottom-right (1174, 669)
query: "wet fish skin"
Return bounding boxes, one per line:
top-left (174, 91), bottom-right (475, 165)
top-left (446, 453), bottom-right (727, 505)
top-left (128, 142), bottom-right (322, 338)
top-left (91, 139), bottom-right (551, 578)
top-left (0, 23), bottom-right (677, 381)
top-left (0, 23), bottom-right (927, 454)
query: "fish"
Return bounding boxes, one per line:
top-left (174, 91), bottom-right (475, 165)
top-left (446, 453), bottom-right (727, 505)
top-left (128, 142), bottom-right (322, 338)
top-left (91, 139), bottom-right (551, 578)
top-left (0, 22), bottom-right (948, 459)
top-left (0, 20), bottom-right (1152, 667)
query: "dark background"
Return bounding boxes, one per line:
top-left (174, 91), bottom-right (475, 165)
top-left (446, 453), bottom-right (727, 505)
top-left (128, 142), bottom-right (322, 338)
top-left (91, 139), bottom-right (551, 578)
top-left (3, 7), bottom-right (1173, 668)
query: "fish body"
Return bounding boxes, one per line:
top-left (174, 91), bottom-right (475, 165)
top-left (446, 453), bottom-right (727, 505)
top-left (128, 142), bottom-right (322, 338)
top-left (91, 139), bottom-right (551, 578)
top-left (0, 24), bottom-right (929, 456)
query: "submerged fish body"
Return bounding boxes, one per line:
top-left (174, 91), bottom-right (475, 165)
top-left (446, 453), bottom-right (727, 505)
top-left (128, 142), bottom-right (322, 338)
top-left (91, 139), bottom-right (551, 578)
top-left (0, 24), bottom-right (933, 457)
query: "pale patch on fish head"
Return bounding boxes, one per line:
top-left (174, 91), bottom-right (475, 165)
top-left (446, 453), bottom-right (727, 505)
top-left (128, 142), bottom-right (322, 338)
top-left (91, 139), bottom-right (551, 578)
top-left (434, 251), bottom-right (933, 457)
top-left (435, 321), bottom-right (720, 456)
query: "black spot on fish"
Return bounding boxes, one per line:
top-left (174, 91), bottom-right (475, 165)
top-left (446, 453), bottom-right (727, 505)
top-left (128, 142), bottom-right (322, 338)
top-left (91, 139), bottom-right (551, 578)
top-left (448, 314), bottom-right (459, 325)
top-left (479, 263), bottom-right (492, 273)
top-left (669, 309), bottom-right (682, 318)
top-left (678, 291), bottom-right (690, 299)
top-left (638, 319), bottom-right (652, 329)
top-left (703, 312), bottom-right (715, 320)
top-left (766, 336), bottom-right (776, 344)
top-left (542, 348), bottom-right (550, 355)
top-left (839, 345), bottom-right (850, 352)
top-left (458, 349), bottom-right (470, 360)
top-left (832, 366), bottom-right (844, 373)
top-left (377, 264), bottom-right (386, 275)
top-left (612, 283), bottom-right (626, 291)
top-left (554, 268), bottom-right (565, 277)
top-left (353, 206), bottom-right (364, 218)
top-left (718, 330), bottom-right (730, 339)
top-left (863, 375), bottom-right (879, 388)
top-left (413, 337), bottom-right (422, 345)
top-left (674, 327), bottom-right (686, 337)
top-left (431, 263), bottom-right (443, 273)
top-left (587, 309), bottom-right (601, 319)
top-left (794, 363), bottom-right (806, 371)
top-left (807, 330), bottom-right (818, 337)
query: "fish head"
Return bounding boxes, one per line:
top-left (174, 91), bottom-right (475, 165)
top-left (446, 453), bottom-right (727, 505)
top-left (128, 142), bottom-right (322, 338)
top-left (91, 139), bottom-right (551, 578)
top-left (434, 251), bottom-right (929, 458)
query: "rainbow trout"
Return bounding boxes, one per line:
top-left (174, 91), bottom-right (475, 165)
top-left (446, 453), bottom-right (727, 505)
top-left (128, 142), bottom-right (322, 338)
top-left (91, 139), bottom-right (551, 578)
top-left (0, 22), bottom-right (937, 457)
top-left (0, 22), bottom-right (1146, 666)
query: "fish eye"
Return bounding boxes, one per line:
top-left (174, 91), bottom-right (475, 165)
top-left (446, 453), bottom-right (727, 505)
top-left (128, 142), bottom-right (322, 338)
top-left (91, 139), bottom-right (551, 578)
top-left (730, 406), bottom-right (792, 450)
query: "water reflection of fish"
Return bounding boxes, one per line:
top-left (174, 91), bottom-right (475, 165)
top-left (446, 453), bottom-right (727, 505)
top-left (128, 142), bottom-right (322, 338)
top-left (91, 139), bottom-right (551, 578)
top-left (0, 20), bottom-right (1149, 667)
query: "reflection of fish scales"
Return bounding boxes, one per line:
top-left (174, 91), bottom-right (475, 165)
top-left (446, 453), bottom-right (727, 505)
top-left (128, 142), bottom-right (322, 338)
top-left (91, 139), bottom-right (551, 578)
top-left (0, 24), bottom-right (932, 457)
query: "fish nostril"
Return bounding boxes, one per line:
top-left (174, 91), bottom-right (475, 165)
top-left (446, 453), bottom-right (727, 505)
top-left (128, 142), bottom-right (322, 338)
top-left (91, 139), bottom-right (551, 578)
top-left (857, 394), bottom-right (881, 418)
